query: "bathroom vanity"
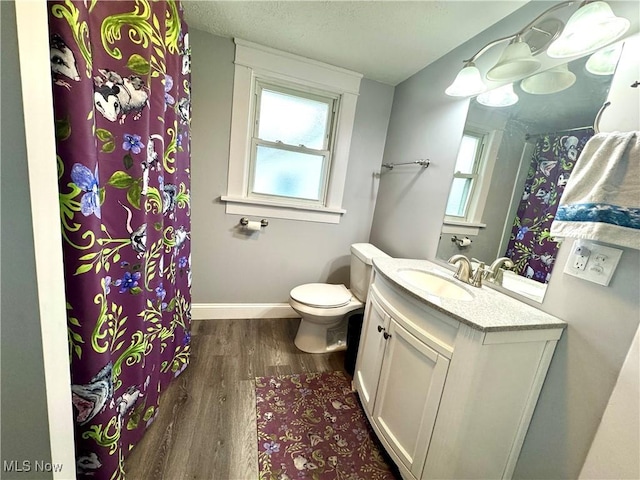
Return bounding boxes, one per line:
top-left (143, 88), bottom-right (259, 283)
top-left (354, 258), bottom-right (566, 480)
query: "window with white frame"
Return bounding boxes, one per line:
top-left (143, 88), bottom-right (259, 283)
top-left (222, 39), bottom-right (362, 224)
top-left (445, 130), bottom-right (485, 219)
top-left (249, 82), bottom-right (337, 205)
top-left (443, 126), bottom-right (502, 235)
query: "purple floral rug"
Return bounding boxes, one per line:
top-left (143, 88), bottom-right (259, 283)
top-left (255, 371), bottom-right (399, 480)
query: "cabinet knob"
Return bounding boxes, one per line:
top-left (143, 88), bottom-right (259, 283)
top-left (377, 325), bottom-right (384, 333)
top-left (383, 332), bottom-right (391, 340)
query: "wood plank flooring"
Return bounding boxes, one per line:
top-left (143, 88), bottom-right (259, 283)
top-left (124, 318), bottom-right (348, 480)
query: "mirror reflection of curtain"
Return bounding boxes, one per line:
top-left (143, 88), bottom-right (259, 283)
top-left (505, 128), bottom-right (594, 283)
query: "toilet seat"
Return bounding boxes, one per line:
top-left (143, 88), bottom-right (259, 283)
top-left (290, 283), bottom-right (352, 308)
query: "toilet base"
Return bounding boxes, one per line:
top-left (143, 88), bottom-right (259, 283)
top-left (294, 318), bottom-right (348, 354)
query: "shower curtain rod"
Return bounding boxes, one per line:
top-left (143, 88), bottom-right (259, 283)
top-left (525, 125), bottom-right (594, 141)
top-left (525, 101), bottom-right (611, 140)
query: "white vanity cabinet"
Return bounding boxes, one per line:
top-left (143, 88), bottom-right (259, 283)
top-left (354, 264), bottom-right (565, 480)
top-left (372, 315), bottom-right (449, 478)
top-left (354, 294), bottom-right (389, 413)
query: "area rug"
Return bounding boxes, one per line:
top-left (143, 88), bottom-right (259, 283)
top-left (255, 371), bottom-right (399, 480)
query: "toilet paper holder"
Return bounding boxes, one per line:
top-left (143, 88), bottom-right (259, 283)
top-left (451, 235), bottom-right (472, 247)
top-left (240, 217), bottom-right (269, 228)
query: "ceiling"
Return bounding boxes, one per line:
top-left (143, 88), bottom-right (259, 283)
top-left (183, 1), bottom-right (529, 86)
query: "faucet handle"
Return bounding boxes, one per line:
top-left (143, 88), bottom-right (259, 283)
top-left (471, 258), bottom-right (487, 274)
top-left (470, 261), bottom-right (486, 287)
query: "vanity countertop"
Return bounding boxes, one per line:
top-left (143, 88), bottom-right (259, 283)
top-left (373, 257), bottom-right (567, 333)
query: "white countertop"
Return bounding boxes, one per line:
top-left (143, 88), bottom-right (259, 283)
top-left (372, 257), bottom-right (567, 333)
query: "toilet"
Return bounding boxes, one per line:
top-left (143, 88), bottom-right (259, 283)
top-left (289, 243), bottom-right (389, 353)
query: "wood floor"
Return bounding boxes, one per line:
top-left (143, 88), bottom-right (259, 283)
top-left (124, 318), bottom-right (348, 480)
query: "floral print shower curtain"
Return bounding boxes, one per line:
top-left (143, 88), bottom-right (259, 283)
top-left (506, 128), bottom-right (593, 283)
top-left (48, 1), bottom-right (191, 477)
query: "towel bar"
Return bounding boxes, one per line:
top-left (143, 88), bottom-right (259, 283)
top-left (382, 159), bottom-right (430, 170)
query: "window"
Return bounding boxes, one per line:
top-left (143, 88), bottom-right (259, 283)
top-left (445, 131), bottom-right (485, 219)
top-left (249, 82), bottom-right (336, 205)
top-left (443, 126), bottom-right (502, 235)
top-left (222, 39), bottom-right (362, 223)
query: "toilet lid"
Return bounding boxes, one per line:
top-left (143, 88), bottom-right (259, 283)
top-left (290, 283), bottom-right (352, 308)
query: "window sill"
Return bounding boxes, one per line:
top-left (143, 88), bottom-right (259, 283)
top-left (220, 196), bottom-right (346, 224)
top-left (441, 220), bottom-right (486, 236)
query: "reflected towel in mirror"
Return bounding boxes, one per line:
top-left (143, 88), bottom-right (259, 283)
top-left (551, 131), bottom-right (640, 250)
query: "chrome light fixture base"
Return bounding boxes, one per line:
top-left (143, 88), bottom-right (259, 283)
top-left (521, 17), bottom-right (565, 55)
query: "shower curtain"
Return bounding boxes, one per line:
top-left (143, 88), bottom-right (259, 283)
top-left (48, 1), bottom-right (191, 478)
top-left (506, 128), bottom-right (593, 283)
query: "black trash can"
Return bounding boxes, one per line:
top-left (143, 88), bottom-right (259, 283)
top-left (344, 313), bottom-right (364, 376)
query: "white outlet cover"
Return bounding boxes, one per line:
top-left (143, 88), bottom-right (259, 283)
top-left (563, 239), bottom-right (623, 286)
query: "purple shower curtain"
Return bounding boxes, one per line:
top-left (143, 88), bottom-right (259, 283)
top-left (48, 1), bottom-right (191, 477)
top-left (506, 128), bottom-right (593, 283)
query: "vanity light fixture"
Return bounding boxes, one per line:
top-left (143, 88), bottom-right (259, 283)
top-left (445, 1), bottom-right (629, 97)
top-left (521, 63), bottom-right (577, 94)
top-left (585, 42), bottom-right (624, 75)
top-left (445, 62), bottom-right (486, 97)
top-left (486, 37), bottom-right (541, 82)
top-left (547, 1), bottom-right (630, 58)
top-left (477, 83), bottom-right (519, 107)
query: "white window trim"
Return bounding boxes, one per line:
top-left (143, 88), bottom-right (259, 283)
top-left (444, 124), bottom-right (503, 235)
top-left (222, 39), bottom-right (362, 224)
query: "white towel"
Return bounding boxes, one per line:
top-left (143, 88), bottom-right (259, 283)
top-left (550, 131), bottom-right (640, 250)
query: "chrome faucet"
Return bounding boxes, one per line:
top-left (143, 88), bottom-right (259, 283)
top-left (485, 257), bottom-right (515, 285)
top-left (449, 254), bottom-right (514, 288)
top-left (447, 254), bottom-right (472, 283)
top-left (448, 254), bottom-right (494, 288)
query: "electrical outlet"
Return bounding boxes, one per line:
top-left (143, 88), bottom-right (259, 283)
top-left (564, 240), bottom-right (623, 286)
top-left (594, 253), bottom-right (607, 264)
top-left (573, 254), bottom-right (589, 270)
top-left (571, 245), bottom-right (590, 270)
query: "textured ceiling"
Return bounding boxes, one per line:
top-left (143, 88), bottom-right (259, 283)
top-left (183, 1), bottom-right (528, 86)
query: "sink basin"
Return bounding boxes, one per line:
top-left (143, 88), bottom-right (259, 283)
top-left (397, 269), bottom-right (474, 301)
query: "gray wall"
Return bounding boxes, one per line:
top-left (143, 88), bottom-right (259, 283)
top-left (0, 2), bottom-right (53, 478)
top-left (368, 54), bottom-right (469, 260)
top-left (370, 1), bottom-right (640, 478)
top-left (190, 29), bottom-right (394, 303)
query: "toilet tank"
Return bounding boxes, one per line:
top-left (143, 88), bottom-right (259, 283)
top-left (350, 243), bottom-right (389, 302)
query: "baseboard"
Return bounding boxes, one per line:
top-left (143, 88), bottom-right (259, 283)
top-left (191, 303), bottom-right (299, 320)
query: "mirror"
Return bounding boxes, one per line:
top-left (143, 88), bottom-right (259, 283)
top-left (436, 45), bottom-right (623, 302)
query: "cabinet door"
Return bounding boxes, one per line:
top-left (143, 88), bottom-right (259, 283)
top-left (354, 292), bottom-right (389, 414)
top-left (373, 318), bottom-right (449, 478)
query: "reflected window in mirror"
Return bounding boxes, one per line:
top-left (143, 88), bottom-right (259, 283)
top-left (444, 125), bottom-right (502, 235)
top-left (446, 131), bottom-right (483, 218)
